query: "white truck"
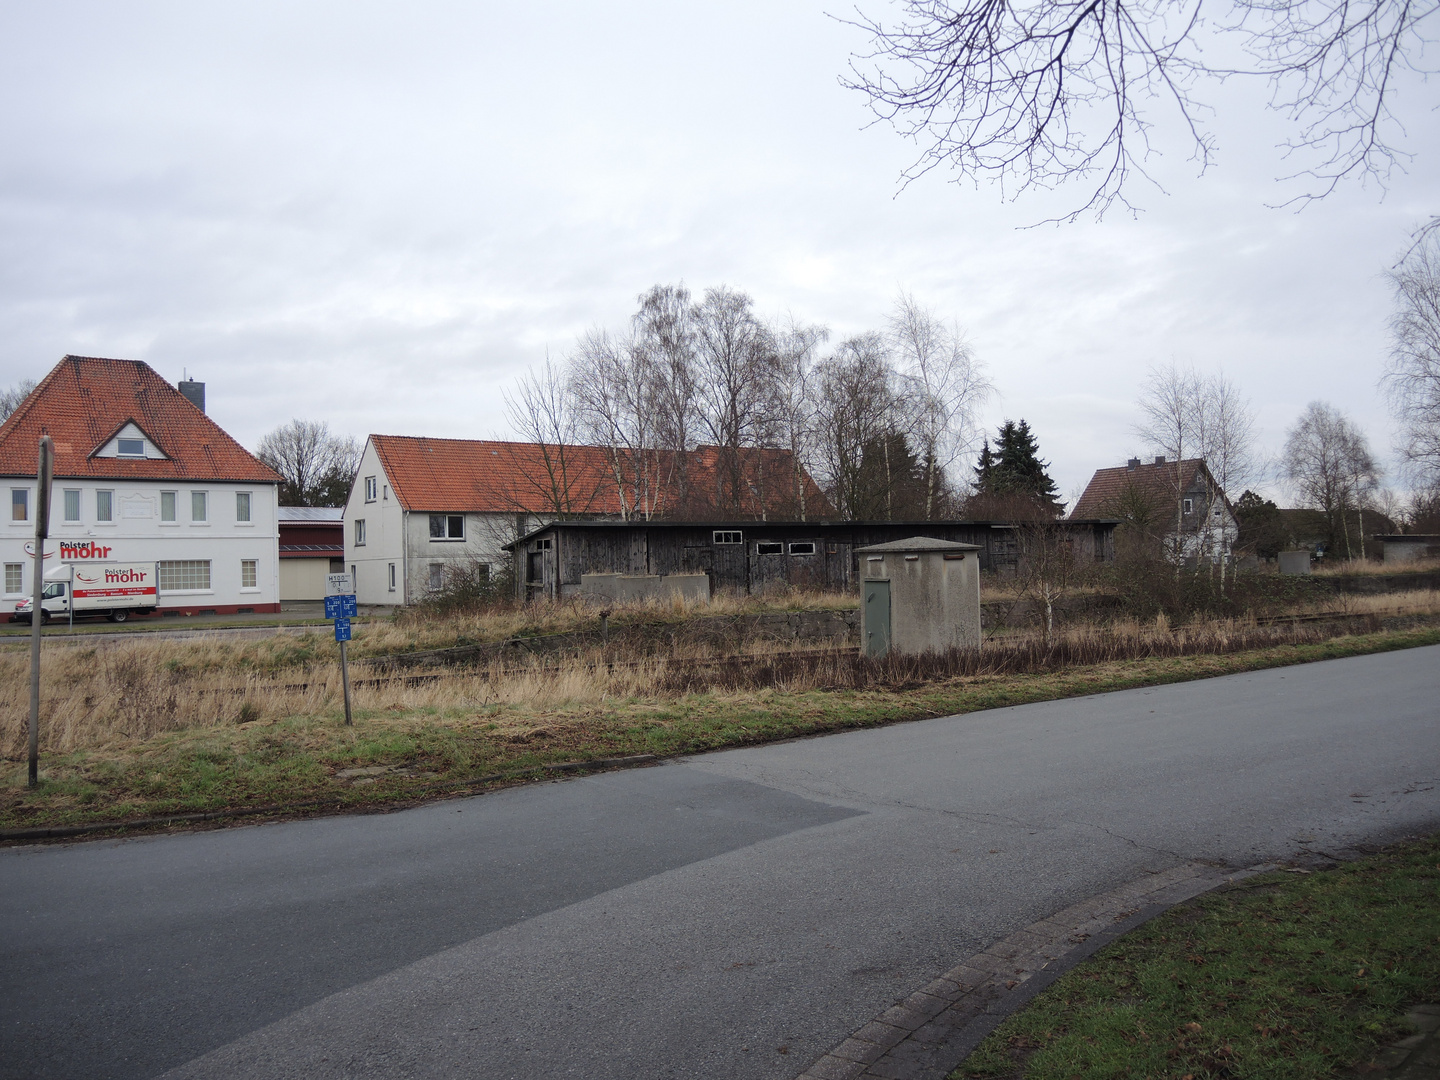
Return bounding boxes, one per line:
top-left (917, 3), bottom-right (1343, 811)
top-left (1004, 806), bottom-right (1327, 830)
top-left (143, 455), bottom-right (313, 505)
top-left (12, 562), bottom-right (159, 624)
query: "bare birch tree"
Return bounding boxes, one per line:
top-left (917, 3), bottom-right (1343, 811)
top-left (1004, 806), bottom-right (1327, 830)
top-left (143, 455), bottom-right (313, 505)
top-left (634, 284), bottom-right (700, 510)
top-left (501, 357), bottom-right (603, 520)
top-left (772, 317), bottom-right (830, 520)
top-left (1283, 401), bottom-right (1381, 559)
top-left (568, 328), bottom-right (661, 520)
top-left (887, 293), bottom-right (992, 519)
top-left (1135, 363), bottom-right (1202, 564)
top-left (1385, 234), bottom-right (1440, 486)
top-left (813, 334), bottom-right (899, 519)
top-left (692, 286), bottom-right (780, 515)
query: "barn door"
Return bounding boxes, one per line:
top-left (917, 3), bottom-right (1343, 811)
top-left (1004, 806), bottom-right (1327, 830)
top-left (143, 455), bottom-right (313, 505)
top-left (863, 579), bottom-right (890, 658)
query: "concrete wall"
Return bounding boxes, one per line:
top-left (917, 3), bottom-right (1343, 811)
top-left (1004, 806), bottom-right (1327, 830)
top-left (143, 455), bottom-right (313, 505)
top-left (1383, 538), bottom-right (1440, 564)
top-left (1278, 550), bottom-right (1312, 576)
top-left (861, 549), bottom-right (980, 654)
top-left (579, 573), bottom-right (711, 605)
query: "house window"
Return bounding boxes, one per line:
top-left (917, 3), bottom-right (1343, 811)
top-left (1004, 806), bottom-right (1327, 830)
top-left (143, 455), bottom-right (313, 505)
top-left (429, 563), bottom-right (444, 590)
top-left (383, 485), bottom-right (389, 500)
top-left (158, 560), bottom-right (211, 591)
top-left (1183, 498), bottom-right (1193, 514)
top-left (236, 492), bottom-right (252, 522)
top-left (63, 490), bottom-right (80, 523)
top-left (160, 491), bottom-right (177, 522)
top-left (430, 514), bottom-right (464, 540)
top-left (5, 563), bottom-right (23, 594)
top-left (354, 519), bottom-right (366, 546)
top-left (241, 559), bottom-right (257, 589)
top-left (756, 542), bottom-right (783, 555)
top-left (117, 437), bottom-right (144, 457)
top-left (96, 490), bottom-right (113, 522)
top-left (191, 491), bottom-right (208, 522)
top-left (788, 542), bottom-right (816, 556)
top-left (388, 563), bottom-right (396, 592)
top-left (713, 530), bottom-right (743, 545)
top-left (11, 489), bottom-right (27, 522)
top-left (364, 476), bottom-right (377, 502)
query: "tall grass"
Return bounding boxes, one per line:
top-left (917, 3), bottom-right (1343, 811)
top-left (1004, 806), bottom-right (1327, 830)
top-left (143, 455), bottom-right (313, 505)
top-left (3, 601), bottom-right (1423, 757)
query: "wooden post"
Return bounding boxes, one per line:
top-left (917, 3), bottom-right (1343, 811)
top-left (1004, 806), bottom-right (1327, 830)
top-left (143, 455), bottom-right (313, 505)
top-left (28, 436), bottom-right (53, 788)
top-left (339, 639), bottom-right (353, 726)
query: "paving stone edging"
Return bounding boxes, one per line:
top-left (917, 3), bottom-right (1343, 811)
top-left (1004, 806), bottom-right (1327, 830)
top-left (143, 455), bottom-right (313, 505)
top-left (797, 860), bottom-right (1273, 1080)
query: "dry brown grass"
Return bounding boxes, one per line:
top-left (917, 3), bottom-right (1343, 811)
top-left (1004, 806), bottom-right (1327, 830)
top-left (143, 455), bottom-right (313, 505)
top-left (1312, 557), bottom-right (1440, 576)
top-left (5, 599), bottom-right (1424, 758)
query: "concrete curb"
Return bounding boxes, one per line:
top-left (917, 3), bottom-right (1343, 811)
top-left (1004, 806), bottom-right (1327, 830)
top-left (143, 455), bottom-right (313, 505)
top-left (0, 754), bottom-right (657, 842)
top-left (797, 860), bottom-right (1276, 1080)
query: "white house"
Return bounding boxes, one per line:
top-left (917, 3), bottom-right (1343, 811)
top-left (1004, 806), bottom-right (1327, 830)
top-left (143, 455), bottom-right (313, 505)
top-left (343, 435), bottom-right (571, 605)
top-left (0, 356), bottom-right (282, 616)
top-left (1073, 456), bottom-right (1239, 564)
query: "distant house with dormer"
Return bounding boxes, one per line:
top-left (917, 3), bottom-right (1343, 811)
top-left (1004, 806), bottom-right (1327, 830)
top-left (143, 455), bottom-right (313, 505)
top-left (0, 356), bottom-right (282, 615)
top-left (1072, 456), bottom-right (1237, 564)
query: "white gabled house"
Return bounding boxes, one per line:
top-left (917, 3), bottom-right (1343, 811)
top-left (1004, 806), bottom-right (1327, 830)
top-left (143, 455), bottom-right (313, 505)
top-left (0, 356), bottom-right (283, 615)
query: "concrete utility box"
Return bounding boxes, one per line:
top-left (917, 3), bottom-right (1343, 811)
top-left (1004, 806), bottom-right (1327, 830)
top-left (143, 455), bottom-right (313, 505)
top-left (1278, 550), bottom-right (1312, 576)
top-left (855, 537), bottom-right (982, 658)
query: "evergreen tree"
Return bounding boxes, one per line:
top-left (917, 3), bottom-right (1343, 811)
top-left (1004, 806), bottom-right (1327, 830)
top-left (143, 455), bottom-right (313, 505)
top-left (974, 420), bottom-right (1063, 513)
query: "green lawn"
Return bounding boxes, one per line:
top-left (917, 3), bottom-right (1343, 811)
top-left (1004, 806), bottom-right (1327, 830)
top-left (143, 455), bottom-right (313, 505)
top-left (954, 835), bottom-right (1440, 1079)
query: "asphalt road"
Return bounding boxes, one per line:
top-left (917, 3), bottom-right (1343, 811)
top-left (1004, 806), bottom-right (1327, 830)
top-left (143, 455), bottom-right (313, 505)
top-left (3, 645), bottom-right (1438, 1080)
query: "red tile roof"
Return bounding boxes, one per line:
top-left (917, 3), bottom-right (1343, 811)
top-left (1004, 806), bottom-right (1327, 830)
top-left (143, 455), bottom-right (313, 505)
top-left (0, 356), bottom-right (282, 484)
top-left (369, 435), bottom-right (831, 519)
top-left (1071, 458), bottom-right (1210, 519)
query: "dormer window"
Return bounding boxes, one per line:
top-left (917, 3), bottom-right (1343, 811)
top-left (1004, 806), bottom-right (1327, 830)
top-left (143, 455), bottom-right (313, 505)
top-left (117, 438), bottom-right (144, 457)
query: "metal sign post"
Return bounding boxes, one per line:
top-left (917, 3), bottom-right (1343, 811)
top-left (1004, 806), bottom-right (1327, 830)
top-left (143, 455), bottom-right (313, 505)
top-left (29, 436), bottom-right (53, 788)
top-left (326, 574), bottom-right (356, 727)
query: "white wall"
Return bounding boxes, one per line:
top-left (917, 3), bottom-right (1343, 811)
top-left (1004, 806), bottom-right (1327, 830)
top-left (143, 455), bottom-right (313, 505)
top-left (1, 478), bottom-right (279, 612)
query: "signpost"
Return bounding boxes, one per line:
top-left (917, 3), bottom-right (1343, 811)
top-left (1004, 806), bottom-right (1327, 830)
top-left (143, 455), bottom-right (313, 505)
top-left (326, 573), bottom-right (356, 726)
top-left (29, 436), bottom-right (53, 787)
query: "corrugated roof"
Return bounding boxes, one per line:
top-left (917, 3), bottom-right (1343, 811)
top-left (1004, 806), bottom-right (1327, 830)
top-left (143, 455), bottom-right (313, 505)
top-left (369, 435), bottom-right (831, 518)
top-left (0, 356), bottom-right (282, 484)
top-left (279, 506), bottom-right (345, 523)
top-left (855, 537), bottom-right (980, 552)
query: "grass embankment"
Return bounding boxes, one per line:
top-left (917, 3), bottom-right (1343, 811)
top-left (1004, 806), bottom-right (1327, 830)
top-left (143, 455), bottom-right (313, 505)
top-left (3, 623), bottom-right (1438, 834)
top-left (954, 834), bottom-right (1440, 1080)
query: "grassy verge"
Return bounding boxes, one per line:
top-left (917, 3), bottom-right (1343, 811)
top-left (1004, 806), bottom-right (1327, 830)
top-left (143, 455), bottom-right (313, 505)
top-left (953, 834), bottom-right (1440, 1080)
top-left (3, 625), bottom-right (1438, 835)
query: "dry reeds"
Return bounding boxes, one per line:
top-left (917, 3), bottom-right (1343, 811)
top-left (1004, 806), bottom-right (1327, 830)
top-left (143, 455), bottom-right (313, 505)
top-left (1, 602), bottom-right (1414, 759)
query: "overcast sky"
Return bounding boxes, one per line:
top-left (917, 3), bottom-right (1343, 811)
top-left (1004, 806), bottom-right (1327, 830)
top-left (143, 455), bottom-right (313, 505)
top-left (1, 1), bottom-right (1435, 504)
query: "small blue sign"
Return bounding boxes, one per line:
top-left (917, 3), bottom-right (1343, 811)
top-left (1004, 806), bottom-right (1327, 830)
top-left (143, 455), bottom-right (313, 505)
top-left (324, 594), bottom-right (357, 619)
top-left (333, 617), bottom-right (352, 642)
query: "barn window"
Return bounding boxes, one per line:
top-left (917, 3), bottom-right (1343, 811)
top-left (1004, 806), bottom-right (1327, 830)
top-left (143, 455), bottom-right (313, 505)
top-left (1183, 498), bottom-right (1193, 514)
top-left (713, 530), bottom-right (743, 545)
top-left (788, 542), bottom-right (816, 556)
top-left (756, 542), bottom-right (783, 555)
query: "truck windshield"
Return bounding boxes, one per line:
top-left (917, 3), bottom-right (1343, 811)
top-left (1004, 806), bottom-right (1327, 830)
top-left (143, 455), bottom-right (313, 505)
top-left (41, 582), bottom-right (66, 600)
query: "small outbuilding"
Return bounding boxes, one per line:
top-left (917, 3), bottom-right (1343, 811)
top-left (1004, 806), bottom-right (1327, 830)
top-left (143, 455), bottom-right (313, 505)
top-left (1374, 534), bottom-right (1440, 565)
top-left (855, 537), bottom-right (981, 658)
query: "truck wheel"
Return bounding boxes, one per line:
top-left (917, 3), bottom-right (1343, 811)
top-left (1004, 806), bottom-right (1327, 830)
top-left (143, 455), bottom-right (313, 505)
top-left (110, 610), bottom-right (129, 623)
top-left (39, 610), bottom-right (50, 626)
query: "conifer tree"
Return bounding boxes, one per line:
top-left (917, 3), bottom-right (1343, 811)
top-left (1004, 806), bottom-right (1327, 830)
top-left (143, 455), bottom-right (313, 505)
top-left (973, 420), bottom-right (1064, 514)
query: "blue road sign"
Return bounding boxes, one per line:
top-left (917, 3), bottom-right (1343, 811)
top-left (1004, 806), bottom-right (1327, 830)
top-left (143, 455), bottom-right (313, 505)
top-left (333, 617), bottom-right (352, 642)
top-left (325, 594), bottom-right (357, 619)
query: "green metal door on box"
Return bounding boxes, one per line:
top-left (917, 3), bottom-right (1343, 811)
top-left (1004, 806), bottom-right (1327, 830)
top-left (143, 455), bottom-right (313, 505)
top-left (864, 579), bottom-right (890, 658)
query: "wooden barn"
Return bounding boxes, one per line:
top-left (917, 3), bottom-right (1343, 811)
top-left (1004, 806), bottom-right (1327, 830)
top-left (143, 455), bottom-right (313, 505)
top-left (506, 519), bottom-right (1117, 601)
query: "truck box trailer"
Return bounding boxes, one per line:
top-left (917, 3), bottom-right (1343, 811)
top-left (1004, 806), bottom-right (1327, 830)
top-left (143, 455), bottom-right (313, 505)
top-left (11, 562), bottom-right (159, 624)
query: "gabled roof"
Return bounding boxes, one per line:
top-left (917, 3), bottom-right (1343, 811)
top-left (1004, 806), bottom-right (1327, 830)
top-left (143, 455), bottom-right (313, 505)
top-left (1071, 458), bottom-right (1219, 520)
top-left (0, 356), bottom-right (282, 483)
top-left (368, 435), bottom-right (832, 518)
